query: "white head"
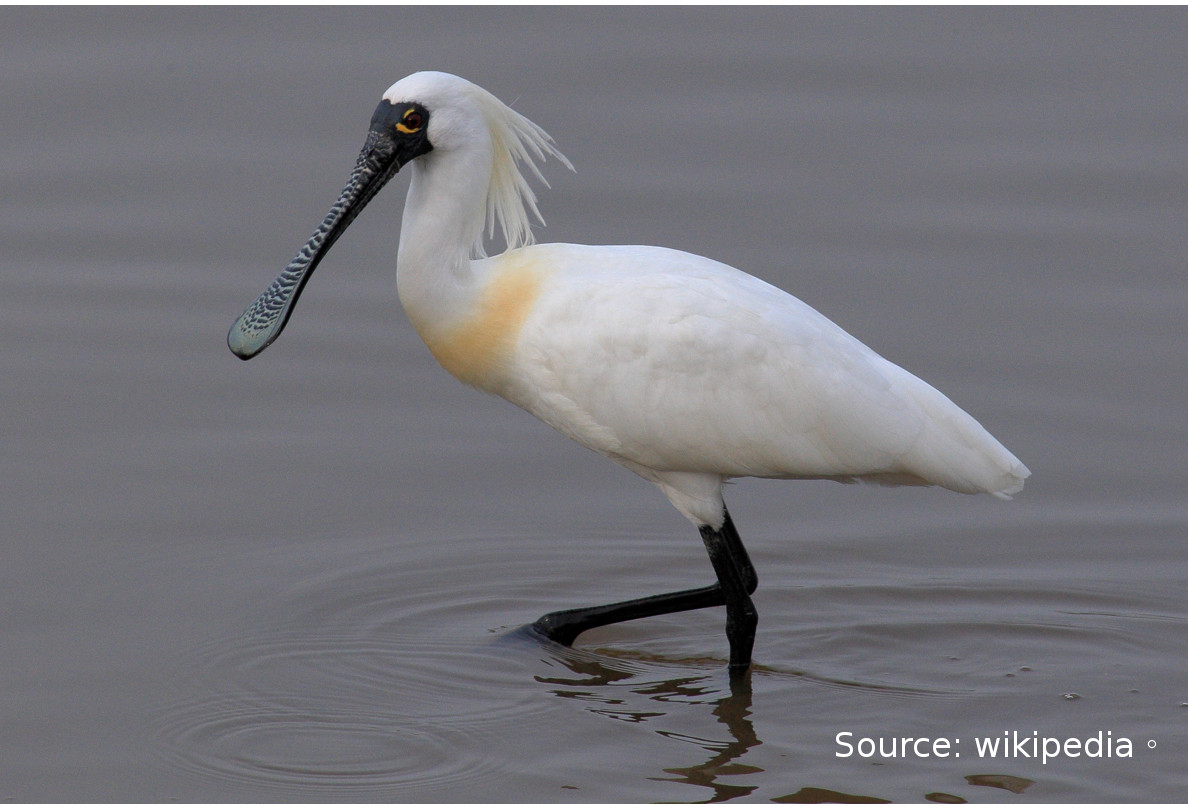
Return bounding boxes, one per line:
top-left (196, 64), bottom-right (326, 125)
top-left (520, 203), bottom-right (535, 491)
top-left (381, 71), bottom-right (572, 258)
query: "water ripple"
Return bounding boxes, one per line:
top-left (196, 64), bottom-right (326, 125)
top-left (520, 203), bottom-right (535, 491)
top-left (155, 539), bottom-right (557, 797)
top-left (158, 700), bottom-right (502, 795)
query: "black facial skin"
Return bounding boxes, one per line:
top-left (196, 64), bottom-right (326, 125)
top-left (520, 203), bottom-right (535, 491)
top-left (370, 99), bottom-right (433, 164)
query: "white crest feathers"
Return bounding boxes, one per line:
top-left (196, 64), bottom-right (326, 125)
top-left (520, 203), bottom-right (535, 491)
top-left (466, 82), bottom-right (573, 258)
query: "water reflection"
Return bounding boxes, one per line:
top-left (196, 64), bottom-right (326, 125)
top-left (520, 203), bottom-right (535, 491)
top-left (528, 641), bottom-right (1041, 803)
top-left (771, 786), bottom-right (890, 803)
top-left (964, 773), bottom-right (1034, 794)
top-left (536, 648), bottom-right (763, 802)
top-left (653, 677), bottom-right (762, 802)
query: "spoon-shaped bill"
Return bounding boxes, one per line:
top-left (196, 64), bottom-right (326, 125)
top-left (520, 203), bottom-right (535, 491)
top-left (227, 130), bottom-right (401, 360)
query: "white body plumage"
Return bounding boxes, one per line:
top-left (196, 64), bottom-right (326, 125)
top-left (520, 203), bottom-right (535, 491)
top-left (410, 241), bottom-right (1027, 527)
top-left (383, 72), bottom-right (1028, 528)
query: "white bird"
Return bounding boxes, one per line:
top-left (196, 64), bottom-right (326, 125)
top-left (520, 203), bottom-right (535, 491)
top-left (229, 71), bottom-right (1030, 676)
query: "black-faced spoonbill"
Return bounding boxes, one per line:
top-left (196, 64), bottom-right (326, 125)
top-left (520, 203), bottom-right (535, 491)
top-left (229, 71), bottom-right (1030, 676)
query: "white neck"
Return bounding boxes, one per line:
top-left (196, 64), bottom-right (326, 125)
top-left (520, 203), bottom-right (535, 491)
top-left (396, 141), bottom-right (493, 337)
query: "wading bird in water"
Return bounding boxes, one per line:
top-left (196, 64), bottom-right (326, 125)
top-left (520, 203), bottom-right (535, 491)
top-left (229, 71), bottom-right (1029, 676)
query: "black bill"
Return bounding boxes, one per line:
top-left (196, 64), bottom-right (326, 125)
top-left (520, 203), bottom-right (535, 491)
top-left (227, 99), bottom-right (430, 360)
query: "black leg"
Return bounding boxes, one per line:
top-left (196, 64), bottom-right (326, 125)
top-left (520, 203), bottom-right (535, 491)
top-left (532, 583), bottom-right (727, 646)
top-left (700, 520), bottom-right (758, 675)
top-left (532, 508), bottom-right (759, 673)
top-left (718, 510), bottom-right (758, 595)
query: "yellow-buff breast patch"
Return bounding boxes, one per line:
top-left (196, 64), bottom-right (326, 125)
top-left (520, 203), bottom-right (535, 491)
top-left (422, 263), bottom-right (544, 390)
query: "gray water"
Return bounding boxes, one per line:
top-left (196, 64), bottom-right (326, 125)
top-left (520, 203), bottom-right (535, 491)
top-left (3, 7), bottom-right (1187, 802)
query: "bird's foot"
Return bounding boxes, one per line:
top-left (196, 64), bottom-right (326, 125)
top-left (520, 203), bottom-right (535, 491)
top-left (529, 611), bottom-right (584, 647)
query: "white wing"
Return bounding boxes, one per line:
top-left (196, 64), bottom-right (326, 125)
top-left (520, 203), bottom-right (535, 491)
top-left (502, 243), bottom-right (1028, 497)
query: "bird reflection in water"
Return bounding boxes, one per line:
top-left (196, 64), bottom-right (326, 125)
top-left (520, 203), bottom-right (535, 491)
top-left (535, 650), bottom-right (762, 802)
top-left (531, 646), bottom-right (1031, 803)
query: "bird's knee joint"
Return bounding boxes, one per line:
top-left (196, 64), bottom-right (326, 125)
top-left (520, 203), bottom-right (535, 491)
top-left (743, 571), bottom-right (758, 595)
